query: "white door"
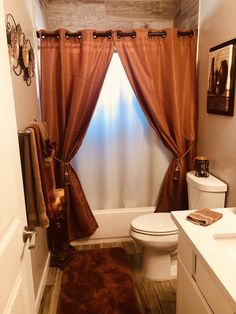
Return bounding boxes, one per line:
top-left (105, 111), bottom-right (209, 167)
top-left (0, 1), bottom-right (36, 313)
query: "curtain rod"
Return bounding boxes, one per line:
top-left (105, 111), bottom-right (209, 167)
top-left (36, 31), bottom-right (112, 39)
top-left (93, 31), bottom-right (112, 39)
top-left (148, 31), bottom-right (167, 38)
top-left (117, 31), bottom-right (136, 39)
top-left (36, 30), bottom-right (194, 39)
top-left (177, 30), bottom-right (193, 37)
top-left (36, 31), bottom-right (82, 39)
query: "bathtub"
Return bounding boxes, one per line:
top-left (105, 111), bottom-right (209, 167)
top-left (71, 207), bottom-right (154, 245)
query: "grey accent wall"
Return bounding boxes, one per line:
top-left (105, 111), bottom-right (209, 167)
top-left (43, 0), bottom-right (176, 30)
top-left (174, 0), bottom-right (199, 29)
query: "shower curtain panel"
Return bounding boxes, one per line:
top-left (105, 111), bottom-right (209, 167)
top-left (40, 29), bottom-right (114, 240)
top-left (114, 29), bottom-right (198, 212)
top-left (40, 28), bottom-right (197, 240)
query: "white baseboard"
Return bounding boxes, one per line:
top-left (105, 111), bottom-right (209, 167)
top-left (35, 252), bottom-right (51, 313)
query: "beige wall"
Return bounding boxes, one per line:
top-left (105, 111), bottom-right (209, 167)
top-left (198, 0), bottom-right (236, 206)
top-left (4, 0), bottom-right (40, 130)
top-left (3, 0), bottom-right (49, 302)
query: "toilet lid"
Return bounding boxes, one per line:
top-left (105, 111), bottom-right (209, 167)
top-left (130, 213), bottom-right (178, 235)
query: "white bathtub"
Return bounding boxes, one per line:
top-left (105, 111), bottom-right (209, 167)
top-left (71, 207), bottom-right (154, 245)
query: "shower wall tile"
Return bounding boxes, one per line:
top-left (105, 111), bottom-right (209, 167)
top-left (174, 0), bottom-right (199, 29)
top-left (42, 0), bottom-right (175, 31)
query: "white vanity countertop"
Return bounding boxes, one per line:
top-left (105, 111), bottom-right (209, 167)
top-left (171, 207), bottom-right (236, 310)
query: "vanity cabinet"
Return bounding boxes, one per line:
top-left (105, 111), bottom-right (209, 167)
top-left (177, 259), bottom-right (212, 314)
top-left (177, 231), bottom-right (234, 314)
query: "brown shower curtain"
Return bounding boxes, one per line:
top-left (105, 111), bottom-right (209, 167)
top-left (40, 29), bottom-right (114, 240)
top-left (40, 28), bottom-right (197, 241)
top-left (114, 29), bottom-right (198, 212)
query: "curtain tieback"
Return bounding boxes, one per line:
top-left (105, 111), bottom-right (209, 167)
top-left (53, 155), bottom-right (71, 185)
top-left (173, 141), bottom-right (196, 181)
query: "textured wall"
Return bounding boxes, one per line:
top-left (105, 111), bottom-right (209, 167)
top-left (197, 0), bottom-right (236, 206)
top-left (42, 0), bottom-right (176, 31)
top-left (174, 0), bottom-right (199, 29)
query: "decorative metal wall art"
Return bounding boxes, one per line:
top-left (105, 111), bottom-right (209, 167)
top-left (6, 13), bottom-right (35, 86)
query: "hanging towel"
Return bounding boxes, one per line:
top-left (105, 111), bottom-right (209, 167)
top-left (30, 123), bottom-right (55, 217)
top-left (23, 121), bottom-right (66, 227)
top-left (186, 208), bottom-right (223, 226)
top-left (23, 128), bottom-right (49, 228)
top-left (23, 130), bottom-right (39, 227)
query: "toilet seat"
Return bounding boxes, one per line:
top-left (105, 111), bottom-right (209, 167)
top-left (130, 213), bottom-right (178, 236)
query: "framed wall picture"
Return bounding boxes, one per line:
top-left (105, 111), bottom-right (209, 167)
top-left (207, 38), bottom-right (236, 116)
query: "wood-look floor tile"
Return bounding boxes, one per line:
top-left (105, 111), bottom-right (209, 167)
top-left (135, 277), bottom-right (162, 314)
top-left (153, 280), bottom-right (177, 302)
top-left (39, 286), bottom-right (53, 314)
top-left (45, 267), bottom-right (58, 285)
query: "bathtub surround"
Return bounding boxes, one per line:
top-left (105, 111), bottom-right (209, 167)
top-left (71, 207), bottom-right (155, 244)
top-left (39, 28), bottom-right (198, 242)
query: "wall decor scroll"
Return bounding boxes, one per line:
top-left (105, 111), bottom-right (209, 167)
top-left (207, 39), bottom-right (236, 116)
top-left (6, 13), bottom-right (35, 86)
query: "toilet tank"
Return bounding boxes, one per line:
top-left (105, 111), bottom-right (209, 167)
top-left (187, 171), bottom-right (227, 210)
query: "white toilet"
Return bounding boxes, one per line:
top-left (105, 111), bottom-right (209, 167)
top-left (129, 170), bottom-right (227, 280)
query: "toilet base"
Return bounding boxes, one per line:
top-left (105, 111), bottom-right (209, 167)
top-left (141, 247), bottom-right (177, 281)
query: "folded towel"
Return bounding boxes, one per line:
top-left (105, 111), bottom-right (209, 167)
top-left (186, 208), bottom-right (223, 226)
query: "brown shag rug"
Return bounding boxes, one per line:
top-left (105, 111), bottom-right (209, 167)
top-left (56, 247), bottom-right (141, 314)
